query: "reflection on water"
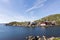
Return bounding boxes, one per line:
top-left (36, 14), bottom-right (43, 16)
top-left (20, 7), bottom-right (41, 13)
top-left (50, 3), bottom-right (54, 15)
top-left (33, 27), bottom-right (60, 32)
top-left (0, 24), bottom-right (60, 40)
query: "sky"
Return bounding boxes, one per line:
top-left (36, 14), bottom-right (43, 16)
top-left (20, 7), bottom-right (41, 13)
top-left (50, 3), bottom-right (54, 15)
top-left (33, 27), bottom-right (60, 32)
top-left (0, 0), bottom-right (60, 23)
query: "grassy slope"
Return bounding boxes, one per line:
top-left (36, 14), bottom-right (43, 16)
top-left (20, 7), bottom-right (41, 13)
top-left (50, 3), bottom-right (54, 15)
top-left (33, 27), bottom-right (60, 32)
top-left (35, 14), bottom-right (60, 25)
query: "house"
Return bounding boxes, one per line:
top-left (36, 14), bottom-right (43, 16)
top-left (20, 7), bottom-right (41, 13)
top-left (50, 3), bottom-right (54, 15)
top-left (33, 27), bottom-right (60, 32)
top-left (40, 22), bottom-right (46, 26)
top-left (40, 21), bottom-right (56, 26)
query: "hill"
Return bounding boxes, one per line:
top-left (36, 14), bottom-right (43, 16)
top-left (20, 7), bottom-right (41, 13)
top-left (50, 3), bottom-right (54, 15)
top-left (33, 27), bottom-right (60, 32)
top-left (6, 14), bottom-right (60, 27)
top-left (35, 14), bottom-right (60, 25)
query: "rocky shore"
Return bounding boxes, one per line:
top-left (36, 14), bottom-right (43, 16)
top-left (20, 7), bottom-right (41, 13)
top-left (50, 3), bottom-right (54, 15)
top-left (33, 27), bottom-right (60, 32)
top-left (5, 21), bottom-right (56, 27)
top-left (26, 35), bottom-right (60, 40)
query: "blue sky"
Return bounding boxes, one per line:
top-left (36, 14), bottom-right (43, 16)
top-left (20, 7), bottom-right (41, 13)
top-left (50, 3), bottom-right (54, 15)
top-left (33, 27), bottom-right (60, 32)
top-left (0, 0), bottom-right (60, 23)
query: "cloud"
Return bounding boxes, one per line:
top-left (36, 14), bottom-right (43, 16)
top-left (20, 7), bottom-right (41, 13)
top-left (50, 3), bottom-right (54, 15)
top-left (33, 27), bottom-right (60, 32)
top-left (0, 7), bottom-right (27, 23)
top-left (0, 12), bottom-right (27, 23)
top-left (0, 8), bottom-right (36, 23)
top-left (25, 0), bottom-right (47, 12)
top-left (0, 0), bottom-right (33, 23)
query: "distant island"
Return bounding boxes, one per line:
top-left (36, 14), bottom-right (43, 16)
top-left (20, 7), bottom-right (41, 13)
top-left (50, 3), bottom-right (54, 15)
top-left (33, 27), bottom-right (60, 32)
top-left (6, 14), bottom-right (60, 27)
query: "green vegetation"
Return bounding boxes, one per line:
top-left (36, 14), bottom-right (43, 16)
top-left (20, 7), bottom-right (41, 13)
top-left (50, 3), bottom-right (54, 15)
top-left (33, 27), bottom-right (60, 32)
top-left (6, 14), bottom-right (60, 27)
top-left (35, 14), bottom-right (60, 25)
top-left (6, 21), bottom-right (29, 26)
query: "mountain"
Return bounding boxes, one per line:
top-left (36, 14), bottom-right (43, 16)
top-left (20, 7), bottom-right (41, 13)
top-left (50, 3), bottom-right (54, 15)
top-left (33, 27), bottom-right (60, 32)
top-left (35, 14), bottom-right (60, 25)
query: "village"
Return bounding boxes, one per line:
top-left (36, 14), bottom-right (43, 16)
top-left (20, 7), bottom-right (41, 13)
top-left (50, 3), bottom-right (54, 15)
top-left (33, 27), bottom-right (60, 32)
top-left (28, 20), bottom-right (56, 27)
top-left (6, 20), bottom-right (57, 27)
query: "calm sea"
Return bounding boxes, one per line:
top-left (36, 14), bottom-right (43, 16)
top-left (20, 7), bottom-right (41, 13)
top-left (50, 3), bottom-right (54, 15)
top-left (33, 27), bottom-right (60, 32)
top-left (0, 24), bottom-right (60, 40)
